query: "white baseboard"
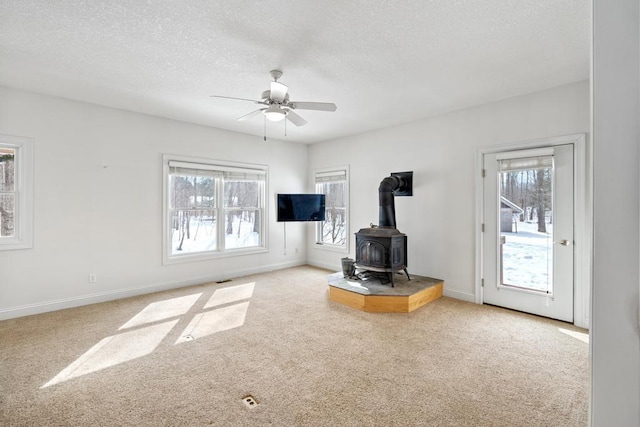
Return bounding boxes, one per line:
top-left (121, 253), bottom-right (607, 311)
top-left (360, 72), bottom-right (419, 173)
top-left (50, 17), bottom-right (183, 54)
top-left (306, 259), bottom-right (340, 272)
top-left (443, 287), bottom-right (476, 303)
top-left (0, 260), bottom-right (306, 321)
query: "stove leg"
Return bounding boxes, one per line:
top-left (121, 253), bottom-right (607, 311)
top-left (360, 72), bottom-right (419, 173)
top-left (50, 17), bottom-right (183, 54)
top-left (404, 269), bottom-right (411, 281)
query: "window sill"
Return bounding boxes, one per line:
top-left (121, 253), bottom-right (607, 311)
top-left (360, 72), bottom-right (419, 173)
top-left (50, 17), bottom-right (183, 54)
top-left (314, 243), bottom-right (349, 254)
top-left (0, 239), bottom-right (33, 251)
top-left (163, 247), bottom-right (268, 265)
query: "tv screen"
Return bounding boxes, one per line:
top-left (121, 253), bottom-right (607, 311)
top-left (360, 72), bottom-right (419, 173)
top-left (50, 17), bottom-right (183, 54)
top-left (277, 194), bottom-right (326, 222)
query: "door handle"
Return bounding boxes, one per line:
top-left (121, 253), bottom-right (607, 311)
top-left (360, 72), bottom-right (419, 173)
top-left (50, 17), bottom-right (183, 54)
top-left (555, 239), bottom-right (571, 246)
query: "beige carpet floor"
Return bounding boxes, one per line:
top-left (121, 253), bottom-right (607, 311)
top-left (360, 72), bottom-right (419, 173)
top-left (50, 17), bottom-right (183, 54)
top-left (0, 266), bottom-right (589, 426)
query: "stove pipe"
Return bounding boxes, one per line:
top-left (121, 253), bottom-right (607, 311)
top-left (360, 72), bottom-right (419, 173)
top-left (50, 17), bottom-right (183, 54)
top-left (378, 175), bottom-right (402, 228)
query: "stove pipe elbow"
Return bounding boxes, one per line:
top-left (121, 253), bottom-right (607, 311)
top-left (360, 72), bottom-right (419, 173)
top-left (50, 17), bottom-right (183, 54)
top-left (378, 175), bottom-right (401, 228)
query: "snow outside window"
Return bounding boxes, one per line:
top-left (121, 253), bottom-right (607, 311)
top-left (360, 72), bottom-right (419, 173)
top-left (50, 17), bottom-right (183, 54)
top-left (164, 156), bottom-right (267, 264)
top-left (0, 135), bottom-right (33, 251)
top-left (315, 167), bottom-right (349, 251)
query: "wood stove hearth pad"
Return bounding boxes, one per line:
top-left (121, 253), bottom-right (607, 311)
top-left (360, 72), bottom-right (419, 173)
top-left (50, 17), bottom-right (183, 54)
top-left (327, 272), bottom-right (443, 313)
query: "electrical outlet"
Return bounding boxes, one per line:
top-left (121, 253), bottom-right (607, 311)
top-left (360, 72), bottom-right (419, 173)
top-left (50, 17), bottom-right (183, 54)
top-left (295, 247), bottom-right (299, 254)
top-left (89, 273), bottom-right (97, 283)
top-left (242, 395), bottom-right (258, 408)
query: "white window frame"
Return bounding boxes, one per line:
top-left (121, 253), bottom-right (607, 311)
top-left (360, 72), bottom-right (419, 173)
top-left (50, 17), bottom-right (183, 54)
top-left (314, 165), bottom-right (349, 253)
top-left (0, 134), bottom-right (34, 251)
top-left (162, 154), bottom-right (268, 265)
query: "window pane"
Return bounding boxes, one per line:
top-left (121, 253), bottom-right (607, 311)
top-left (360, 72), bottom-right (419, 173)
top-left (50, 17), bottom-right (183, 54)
top-left (319, 207), bottom-right (347, 245)
top-left (224, 180), bottom-right (260, 208)
top-left (224, 209), bottom-right (260, 249)
top-left (320, 181), bottom-right (345, 207)
top-left (195, 176), bottom-right (215, 208)
top-left (499, 167), bottom-right (553, 293)
top-left (316, 180), bottom-right (347, 246)
top-left (171, 173), bottom-right (217, 210)
top-left (170, 209), bottom-right (217, 255)
top-left (0, 148), bottom-right (15, 192)
top-left (171, 175), bottom-right (194, 209)
top-left (0, 193), bottom-right (15, 238)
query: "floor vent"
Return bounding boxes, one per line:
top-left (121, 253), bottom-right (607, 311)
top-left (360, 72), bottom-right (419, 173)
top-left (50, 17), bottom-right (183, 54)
top-left (216, 279), bottom-right (232, 284)
top-left (242, 395), bottom-right (258, 408)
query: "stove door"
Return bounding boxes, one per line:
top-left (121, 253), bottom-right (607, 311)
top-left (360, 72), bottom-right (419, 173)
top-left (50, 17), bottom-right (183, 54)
top-left (357, 239), bottom-right (387, 268)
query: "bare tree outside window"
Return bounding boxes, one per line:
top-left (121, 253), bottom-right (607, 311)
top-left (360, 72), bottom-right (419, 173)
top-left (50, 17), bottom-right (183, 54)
top-left (500, 167), bottom-right (552, 233)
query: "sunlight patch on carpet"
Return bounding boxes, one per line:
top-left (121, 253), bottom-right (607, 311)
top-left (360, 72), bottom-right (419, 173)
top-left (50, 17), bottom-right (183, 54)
top-left (41, 284), bottom-right (255, 386)
top-left (42, 320), bottom-right (178, 388)
top-left (118, 293), bottom-right (202, 330)
top-left (204, 282), bottom-right (255, 309)
top-left (559, 327), bottom-right (589, 343)
top-left (176, 302), bottom-right (250, 344)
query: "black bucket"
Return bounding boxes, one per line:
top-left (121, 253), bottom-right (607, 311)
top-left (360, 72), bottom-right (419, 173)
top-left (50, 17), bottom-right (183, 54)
top-left (341, 257), bottom-right (356, 278)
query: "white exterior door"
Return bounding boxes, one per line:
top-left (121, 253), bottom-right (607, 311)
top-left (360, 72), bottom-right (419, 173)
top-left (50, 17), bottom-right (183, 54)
top-left (482, 144), bottom-right (574, 322)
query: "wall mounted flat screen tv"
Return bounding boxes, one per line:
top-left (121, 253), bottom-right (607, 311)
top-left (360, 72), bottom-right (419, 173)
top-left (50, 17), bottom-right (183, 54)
top-left (277, 194), bottom-right (326, 222)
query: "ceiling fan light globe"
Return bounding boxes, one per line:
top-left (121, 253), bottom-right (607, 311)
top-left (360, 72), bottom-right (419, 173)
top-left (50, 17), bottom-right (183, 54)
top-left (265, 105), bottom-right (285, 122)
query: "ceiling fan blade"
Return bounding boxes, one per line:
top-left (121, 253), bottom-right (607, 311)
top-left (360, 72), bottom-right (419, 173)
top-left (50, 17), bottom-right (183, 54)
top-left (237, 108), bottom-right (266, 121)
top-left (289, 101), bottom-right (337, 112)
top-left (270, 81), bottom-right (288, 102)
top-left (211, 95), bottom-right (266, 105)
top-left (285, 109), bottom-right (307, 126)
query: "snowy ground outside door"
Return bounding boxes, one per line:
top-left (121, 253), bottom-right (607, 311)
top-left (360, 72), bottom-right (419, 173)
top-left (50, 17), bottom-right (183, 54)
top-left (501, 221), bottom-right (553, 292)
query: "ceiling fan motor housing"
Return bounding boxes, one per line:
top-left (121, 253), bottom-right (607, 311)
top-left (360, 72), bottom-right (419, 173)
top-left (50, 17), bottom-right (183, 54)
top-left (261, 90), bottom-right (290, 105)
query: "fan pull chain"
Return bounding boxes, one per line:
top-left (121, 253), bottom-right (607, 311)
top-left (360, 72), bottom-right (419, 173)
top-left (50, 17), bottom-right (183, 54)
top-left (263, 115), bottom-right (267, 141)
top-left (284, 113), bottom-right (287, 137)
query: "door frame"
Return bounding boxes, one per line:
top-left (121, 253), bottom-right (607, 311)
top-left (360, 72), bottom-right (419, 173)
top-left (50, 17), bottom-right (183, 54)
top-left (475, 133), bottom-right (591, 328)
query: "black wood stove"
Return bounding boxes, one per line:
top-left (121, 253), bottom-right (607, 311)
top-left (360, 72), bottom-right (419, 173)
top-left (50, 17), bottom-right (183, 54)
top-left (355, 172), bottom-right (412, 286)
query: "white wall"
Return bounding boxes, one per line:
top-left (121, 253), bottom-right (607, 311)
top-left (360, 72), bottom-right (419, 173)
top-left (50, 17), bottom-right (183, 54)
top-left (308, 81), bottom-right (590, 303)
top-left (0, 82), bottom-right (593, 324)
top-left (591, 0), bottom-right (640, 424)
top-left (0, 86), bottom-right (309, 319)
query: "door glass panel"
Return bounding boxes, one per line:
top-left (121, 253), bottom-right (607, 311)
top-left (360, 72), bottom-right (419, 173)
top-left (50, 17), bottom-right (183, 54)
top-left (498, 155), bottom-right (553, 294)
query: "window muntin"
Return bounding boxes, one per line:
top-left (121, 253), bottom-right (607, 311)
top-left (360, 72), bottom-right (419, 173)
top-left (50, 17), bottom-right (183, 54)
top-left (164, 157), bottom-right (266, 263)
top-left (0, 136), bottom-right (33, 251)
top-left (315, 168), bottom-right (349, 250)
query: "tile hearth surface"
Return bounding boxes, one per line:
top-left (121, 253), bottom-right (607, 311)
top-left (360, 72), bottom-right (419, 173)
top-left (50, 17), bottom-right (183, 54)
top-left (327, 272), bottom-right (442, 296)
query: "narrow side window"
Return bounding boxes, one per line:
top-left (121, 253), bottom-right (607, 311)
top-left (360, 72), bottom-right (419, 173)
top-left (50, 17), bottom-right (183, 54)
top-left (0, 135), bottom-right (33, 251)
top-left (315, 167), bottom-right (349, 251)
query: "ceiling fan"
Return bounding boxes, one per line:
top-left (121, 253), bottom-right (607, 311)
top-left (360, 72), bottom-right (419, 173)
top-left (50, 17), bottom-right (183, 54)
top-left (211, 70), bottom-right (337, 127)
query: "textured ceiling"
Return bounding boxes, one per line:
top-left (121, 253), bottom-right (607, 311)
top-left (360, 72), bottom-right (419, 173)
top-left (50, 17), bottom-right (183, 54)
top-left (0, 1), bottom-right (590, 143)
